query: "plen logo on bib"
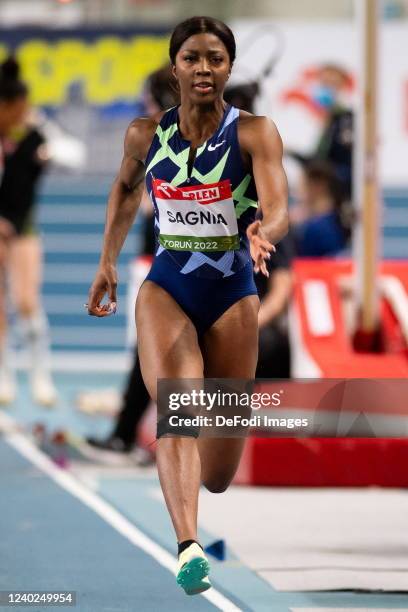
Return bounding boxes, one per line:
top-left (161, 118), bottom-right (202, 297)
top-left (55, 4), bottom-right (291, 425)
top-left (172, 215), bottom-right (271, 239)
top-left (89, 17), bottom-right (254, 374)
top-left (153, 178), bottom-right (239, 252)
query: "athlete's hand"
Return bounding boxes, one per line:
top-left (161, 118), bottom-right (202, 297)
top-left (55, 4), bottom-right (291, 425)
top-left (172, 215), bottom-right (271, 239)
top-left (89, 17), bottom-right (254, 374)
top-left (246, 220), bottom-right (276, 278)
top-left (87, 264), bottom-right (117, 317)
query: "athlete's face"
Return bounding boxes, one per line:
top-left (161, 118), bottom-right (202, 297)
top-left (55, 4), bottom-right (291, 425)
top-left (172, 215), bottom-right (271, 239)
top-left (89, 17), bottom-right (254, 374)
top-left (0, 96), bottom-right (28, 135)
top-left (173, 33), bottom-right (231, 103)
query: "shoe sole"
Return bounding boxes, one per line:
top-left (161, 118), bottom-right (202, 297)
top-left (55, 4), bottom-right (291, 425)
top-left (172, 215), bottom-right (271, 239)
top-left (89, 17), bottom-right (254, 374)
top-left (77, 442), bottom-right (132, 466)
top-left (176, 557), bottom-right (211, 596)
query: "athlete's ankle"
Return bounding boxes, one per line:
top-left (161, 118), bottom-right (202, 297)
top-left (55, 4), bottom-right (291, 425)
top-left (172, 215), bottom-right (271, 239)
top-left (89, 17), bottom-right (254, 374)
top-left (177, 539), bottom-right (203, 557)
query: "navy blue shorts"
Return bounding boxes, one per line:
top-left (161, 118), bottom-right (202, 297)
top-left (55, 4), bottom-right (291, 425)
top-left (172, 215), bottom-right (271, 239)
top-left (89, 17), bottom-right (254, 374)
top-left (145, 251), bottom-right (258, 336)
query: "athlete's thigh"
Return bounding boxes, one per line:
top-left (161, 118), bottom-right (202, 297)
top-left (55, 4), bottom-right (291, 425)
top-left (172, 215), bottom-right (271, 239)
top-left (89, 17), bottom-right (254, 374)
top-left (8, 235), bottom-right (42, 311)
top-left (201, 294), bottom-right (259, 378)
top-left (198, 294), bottom-right (259, 482)
top-left (135, 280), bottom-right (204, 401)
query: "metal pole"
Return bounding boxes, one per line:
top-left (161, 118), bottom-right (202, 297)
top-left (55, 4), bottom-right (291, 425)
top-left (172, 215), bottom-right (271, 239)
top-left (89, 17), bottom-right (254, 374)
top-left (353, 0), bottom-right (381, 337)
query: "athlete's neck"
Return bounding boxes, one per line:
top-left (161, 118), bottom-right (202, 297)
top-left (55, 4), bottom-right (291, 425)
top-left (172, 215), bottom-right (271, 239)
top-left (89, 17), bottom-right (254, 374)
top-left (178, 98), bottom-right (226, 146)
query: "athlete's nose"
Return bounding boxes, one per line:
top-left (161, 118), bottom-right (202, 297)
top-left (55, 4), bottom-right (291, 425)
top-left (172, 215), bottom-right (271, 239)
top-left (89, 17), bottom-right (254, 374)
top-left (196, 57), bottom-right (211, 75)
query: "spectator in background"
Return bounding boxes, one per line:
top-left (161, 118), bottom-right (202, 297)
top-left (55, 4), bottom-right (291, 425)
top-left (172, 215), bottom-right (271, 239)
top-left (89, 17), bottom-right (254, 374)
top-left (293, 161), bottom-right (349, 257)
top-left (224, 82), bottom-right (259, 114)
top-left (288, 63), bottom-right (354, 201)
top-left (142, 63), bottom-right (179, 117)
top-left (313, 64), bottom-right (353, 199)
top-left (255, 236), bottom-right (293, 378)
top-left (0, 57), bottom-right (57, 406)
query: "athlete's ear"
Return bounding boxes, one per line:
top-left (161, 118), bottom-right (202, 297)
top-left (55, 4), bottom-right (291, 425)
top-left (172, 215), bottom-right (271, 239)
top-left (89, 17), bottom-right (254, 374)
top-left (172, 64), bottom-right (177, 81)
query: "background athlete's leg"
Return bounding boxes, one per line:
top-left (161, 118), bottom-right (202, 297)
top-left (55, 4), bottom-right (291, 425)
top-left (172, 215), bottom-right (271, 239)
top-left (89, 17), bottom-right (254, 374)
top-left (136, 281), bottom-right (204, 543)
top-left (0, 264), bottom-right (15, 404)
top-left (9, 235), bottom-right (57, 405)
top-left (9, 235), bottom-right (41, 317)
top-left (198, 295), bottom-right (259, 492)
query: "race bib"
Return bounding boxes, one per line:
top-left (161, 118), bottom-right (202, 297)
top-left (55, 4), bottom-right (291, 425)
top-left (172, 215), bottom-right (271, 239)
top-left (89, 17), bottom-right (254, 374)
top-left (153, 178), bottom-right (239, 252)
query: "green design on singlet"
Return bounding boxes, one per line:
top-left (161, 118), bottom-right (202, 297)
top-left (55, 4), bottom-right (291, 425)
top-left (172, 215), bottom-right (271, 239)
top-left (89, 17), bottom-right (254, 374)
top-left (146, 122), bottom-right (185, 176)
top-left (233, 175), bottom-right (258, 218)
top-left (147, 114), bottom-right (258, 219)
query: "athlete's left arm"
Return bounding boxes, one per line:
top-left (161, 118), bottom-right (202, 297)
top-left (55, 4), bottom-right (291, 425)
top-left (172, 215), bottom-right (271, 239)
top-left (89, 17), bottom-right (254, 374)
top-left (242, 116), bottom-right (289, 244)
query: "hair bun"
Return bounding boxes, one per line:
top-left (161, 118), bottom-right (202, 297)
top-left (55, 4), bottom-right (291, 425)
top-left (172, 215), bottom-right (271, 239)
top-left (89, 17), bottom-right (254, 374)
top-left (0, 57), bottom-right (20, 81)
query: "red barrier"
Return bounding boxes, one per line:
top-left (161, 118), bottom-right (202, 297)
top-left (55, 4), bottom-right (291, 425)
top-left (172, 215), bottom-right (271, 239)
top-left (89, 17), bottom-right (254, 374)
top-left (235, 259), bottom-right (408, 487)
top-left (235, 437), bottom-right (408, 487)
top-left (292, 259), bottom-right (408, 377)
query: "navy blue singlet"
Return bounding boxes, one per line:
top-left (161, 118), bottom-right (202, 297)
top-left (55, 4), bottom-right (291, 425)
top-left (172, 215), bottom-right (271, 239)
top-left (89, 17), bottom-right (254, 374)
top-left (144, 104), bottom-right (259, 335)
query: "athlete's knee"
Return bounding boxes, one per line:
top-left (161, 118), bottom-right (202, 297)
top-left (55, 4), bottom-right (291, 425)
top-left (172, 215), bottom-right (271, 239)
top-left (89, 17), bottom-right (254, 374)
top-left (16, 299), bottom-right (37, 318)
top-left (202, 475), bottom-right (231, 494)
top-left (19, 310), bottom-right (48, 338)
top-left (156, 413), bottom-right (200, 439)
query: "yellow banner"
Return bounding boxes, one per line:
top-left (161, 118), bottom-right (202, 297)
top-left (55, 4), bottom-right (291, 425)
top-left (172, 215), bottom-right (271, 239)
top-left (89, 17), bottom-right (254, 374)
top-left (0, 35), bottom-right (169, 106)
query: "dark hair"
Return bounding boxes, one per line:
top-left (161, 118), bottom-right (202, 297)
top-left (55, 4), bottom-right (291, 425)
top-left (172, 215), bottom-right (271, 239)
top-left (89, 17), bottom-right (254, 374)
top-left (169, 16), bottom-right (236, 66)
top-left (224, 82), bottom-right (259, 114)
top-left (0, 57), bottom-right (28, 102)
top-left (305, 161), bottom-right (342, 205)
top-left (146, 63), bottom-right (179, 110)
top-left (305, 160), bottom-right (352, 241)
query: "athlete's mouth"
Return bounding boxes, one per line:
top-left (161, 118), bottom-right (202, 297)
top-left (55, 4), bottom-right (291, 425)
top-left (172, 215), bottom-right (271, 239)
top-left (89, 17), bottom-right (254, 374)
top-left (193, 82), bottom-right (214, 93)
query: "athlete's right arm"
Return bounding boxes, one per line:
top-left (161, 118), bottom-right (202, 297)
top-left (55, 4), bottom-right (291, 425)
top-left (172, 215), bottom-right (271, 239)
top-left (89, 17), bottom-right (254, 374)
top-left (87, 118), bottom-right (155, 317)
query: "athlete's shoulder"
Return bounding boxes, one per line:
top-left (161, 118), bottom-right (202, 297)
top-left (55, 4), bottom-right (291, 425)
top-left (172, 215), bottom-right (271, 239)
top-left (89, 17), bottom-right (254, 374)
top-left (124, 112), bottom-right (165, 162)
top-left (126, 114), bottom-right (160, 145)
top-left (238, 112), bottom-right (279, 137)
top-left (237, 112), bottom-right (282, 154)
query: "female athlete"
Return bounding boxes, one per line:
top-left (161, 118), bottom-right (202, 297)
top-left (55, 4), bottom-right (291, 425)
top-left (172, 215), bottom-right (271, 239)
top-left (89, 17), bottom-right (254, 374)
top-left (0, 57), bottom-right (56, 406)
top-left (88, 16), bottom-right (288, 595)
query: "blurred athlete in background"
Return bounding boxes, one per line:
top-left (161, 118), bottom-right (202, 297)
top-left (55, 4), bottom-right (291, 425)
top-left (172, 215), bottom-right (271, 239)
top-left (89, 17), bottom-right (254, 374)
top-left (0, 57), bottom-right (57, 406)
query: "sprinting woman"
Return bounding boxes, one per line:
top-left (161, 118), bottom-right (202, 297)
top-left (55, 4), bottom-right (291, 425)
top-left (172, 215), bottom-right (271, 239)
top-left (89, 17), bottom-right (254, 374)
top-left (88, 16), bottom-right (288, 595)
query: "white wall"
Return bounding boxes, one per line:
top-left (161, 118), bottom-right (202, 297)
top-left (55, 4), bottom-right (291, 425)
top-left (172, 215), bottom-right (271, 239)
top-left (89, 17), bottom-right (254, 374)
top-left (232, 19), bottom-right (408, 187)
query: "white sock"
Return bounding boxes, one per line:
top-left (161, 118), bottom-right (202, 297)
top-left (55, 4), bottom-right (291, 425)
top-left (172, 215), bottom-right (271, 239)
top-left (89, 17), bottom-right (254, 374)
top-left (0, 336), bottom-right (14, 376)
top-left (0, 337), bottom-right (16, 401)
top-left (19, 310), bottom-right (53, 378)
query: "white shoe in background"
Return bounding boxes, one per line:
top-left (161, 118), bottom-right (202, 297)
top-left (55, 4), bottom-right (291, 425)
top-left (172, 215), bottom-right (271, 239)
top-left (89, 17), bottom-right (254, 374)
top-left (0, 368), bottom-right (16, 405)
top-left (76, 388), bottom-right (121, 416)
top-left (30, 371), bottom-right (58, 407)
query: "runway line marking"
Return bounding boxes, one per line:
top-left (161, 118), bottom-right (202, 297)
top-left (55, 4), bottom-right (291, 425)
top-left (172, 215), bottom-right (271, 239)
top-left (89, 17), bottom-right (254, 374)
top-left (0, 411), bottom-right (241, 612)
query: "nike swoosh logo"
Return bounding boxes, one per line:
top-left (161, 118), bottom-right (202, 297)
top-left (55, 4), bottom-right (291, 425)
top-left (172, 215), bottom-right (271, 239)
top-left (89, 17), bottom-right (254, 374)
top-left (208, 140), bottom-right (225, 151)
